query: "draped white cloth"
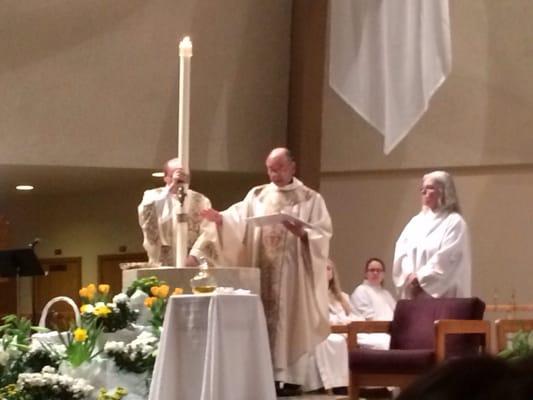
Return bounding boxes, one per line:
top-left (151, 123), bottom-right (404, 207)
top-left (212, 178), bottom-right (332, 384)
top-left (148, 294), bottom-right (276, 400)
top-left (393, 210), bottom-right (471, 299)
top-left (329, 0), bottom-right (452, 153)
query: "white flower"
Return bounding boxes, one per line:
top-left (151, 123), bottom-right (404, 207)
top-left (104, 340), bottom-right (126, 353)
top-left (42, 365), bottom-right (56, 373)
top-left (129, 289), bottom-right (148, 309)
top-left (113, 293), bottom-right (130, 304)
top-left (18, 369), bottom-right (94, 398)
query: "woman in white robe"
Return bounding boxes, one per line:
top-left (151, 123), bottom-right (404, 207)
top-left (309, 260), bottom-right (361, 392)
top-left (350, 257), bottom-right (396, 350)
top-left (392, 170), bottom-right (471, 299)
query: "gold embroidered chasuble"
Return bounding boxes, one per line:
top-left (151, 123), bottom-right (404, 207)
top-left (138, 187), bottom-right (218, 266)
top-left (214, 178), bottom-right (332, 376)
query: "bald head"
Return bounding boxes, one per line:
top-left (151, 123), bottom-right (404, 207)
top-left (267, 147), bottom-right (293, 162)
top-left (265, 147), bottom-right (295, 187)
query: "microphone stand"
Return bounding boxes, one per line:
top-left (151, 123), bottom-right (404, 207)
top-left (16, 238), bottom-right (40, 317)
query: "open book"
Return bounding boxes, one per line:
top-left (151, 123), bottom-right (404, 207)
top-left (246, 212), bottom-right (314, 229)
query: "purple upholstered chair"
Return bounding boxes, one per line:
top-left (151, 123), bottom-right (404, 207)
top-left (344, 297), bottom-right (491, 399)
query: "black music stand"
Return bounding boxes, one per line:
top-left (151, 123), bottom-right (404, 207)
top-left (0, 247), bottom-right (44, 315)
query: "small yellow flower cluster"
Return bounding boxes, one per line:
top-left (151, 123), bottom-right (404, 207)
top-left (74, 327), bottom-right (88, 342)
top-left (94, 303), bottom-right (112, 317)
top-left (80, 302), bottom-right (112, 318)
top-left (80, 304), bottom-right (92, 313)
top-left (97, 386), bottom-right (128, 400)
top-left (0, 384), bottom-right (20, 397)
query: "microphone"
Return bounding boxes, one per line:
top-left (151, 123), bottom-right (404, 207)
top-left (28, 237), bottom-right (41, 249)
top-left (176, 184), bottom-right (188, 206)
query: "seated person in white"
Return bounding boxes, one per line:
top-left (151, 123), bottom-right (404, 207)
top-left (350, 257), bottom-right (397, 350)
top-left (306, 259), bottom-right (362, 393)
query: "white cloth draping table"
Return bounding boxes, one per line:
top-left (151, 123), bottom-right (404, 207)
top-left (148, 293), bottom-right (276, 400)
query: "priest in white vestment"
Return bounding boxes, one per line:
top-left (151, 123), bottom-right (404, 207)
top-left (138, 158), bottom-right (219, 266)
top-left (200, 148), bottom-right (332, 395)
top-left (393, 171), bottom-right (471, 299)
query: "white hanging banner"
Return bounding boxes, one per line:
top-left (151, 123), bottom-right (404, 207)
top-left (329, 0), bottom-right (452, 154)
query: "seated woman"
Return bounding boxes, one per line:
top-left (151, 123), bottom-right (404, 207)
top-left (305, 259), bottom-right (361, 393)
top-left (350, 257), bottom-right (397, 349)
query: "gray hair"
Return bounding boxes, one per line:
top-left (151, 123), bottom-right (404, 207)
top-left (423, 170), bottom-right (461, 214)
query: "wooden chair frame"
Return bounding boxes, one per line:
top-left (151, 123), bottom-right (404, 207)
top-left (495, 319), bottom-right (533, 353)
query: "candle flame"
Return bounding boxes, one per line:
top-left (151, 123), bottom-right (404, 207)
top-left (179, 36), bottom-right (193, 56)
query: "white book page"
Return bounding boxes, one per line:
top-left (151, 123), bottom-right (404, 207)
top-left (246, 212), bottom-right (314, 229)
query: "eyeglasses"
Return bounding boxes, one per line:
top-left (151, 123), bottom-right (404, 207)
top-left (420, 185), bottom-right (439, 193)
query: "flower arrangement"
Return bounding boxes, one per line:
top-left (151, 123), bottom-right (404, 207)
top-left (14, 366), bottom-right (94, 399)
top-left (0, 277), bottom-right (190, 398)
top-left (79, 285), bottom-right (138, 333)
top-left (124, 275), bottom-right (184, 334)
top-left (23, 341), bottom-right (64, 373)
top-left (0, 315), bottom-right (44, 387)
top-left (104, 331), bottom-right (159, 374)
top-left (0, 315), bottom-right (40, 347)
top-left (0, 336), bottom-right (23, 388)
top-left (126, 275), bottom-right (169, 297)
top-left (56, 321), bottom-right (101, 367)
top-left (143, 284), bottom-right (171, 333)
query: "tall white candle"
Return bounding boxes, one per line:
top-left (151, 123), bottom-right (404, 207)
top-left (175, 36), bottom-right (193, 268)
top-left (178, 36), bottom-right (192, 174)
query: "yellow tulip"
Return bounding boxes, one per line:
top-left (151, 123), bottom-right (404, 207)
top-left (144, 296), bottom-right (156, 308)
top-left (79, 287), bottom-right (89, 298)
top-left (98, 284), bottom-right (110, 295)
top-left (158, 285), bottom-right (170, 298)
top-left (150, 286), bottom-right (159, 297)
top-left (74, 328), bottom-right (88, 342)
top-left (173, 287), bottom-right (184, 295)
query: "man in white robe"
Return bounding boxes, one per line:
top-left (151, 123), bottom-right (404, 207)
top-left (201, 148), bottom-right (332, 394)
top-left (138, 158), bottom-right (218, 266)
top-left (393, 171), bottom-right (471, 299)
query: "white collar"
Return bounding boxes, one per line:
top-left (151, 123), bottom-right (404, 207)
top-left (267, 177), bottom-right (303, 192)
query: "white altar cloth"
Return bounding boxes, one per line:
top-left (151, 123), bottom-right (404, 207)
top-left (148, 293), bottom-right (276, 400)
